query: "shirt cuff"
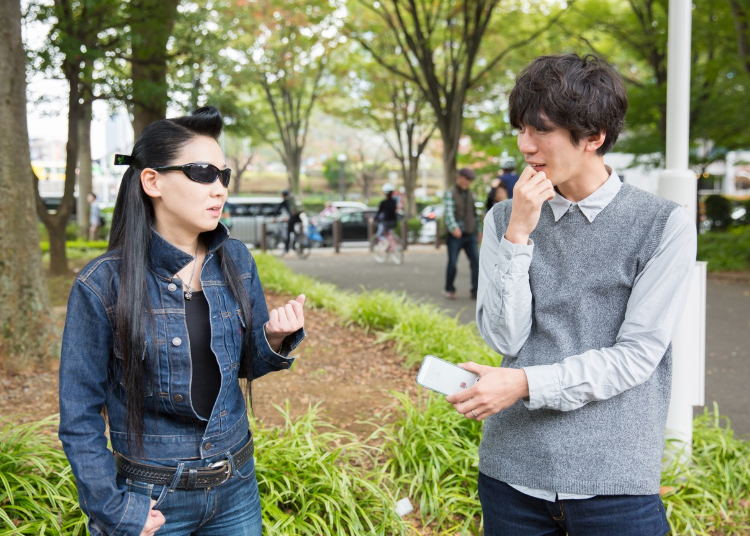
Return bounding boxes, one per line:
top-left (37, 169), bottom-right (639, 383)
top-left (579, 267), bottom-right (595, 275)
top-left (497, 237), bottom-right (534, 274)
top-left (521, 365), bottom-right (561, 410)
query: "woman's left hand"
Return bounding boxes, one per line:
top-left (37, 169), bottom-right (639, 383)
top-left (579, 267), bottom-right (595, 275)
top-left (265, 294), bottom-right (305, 351)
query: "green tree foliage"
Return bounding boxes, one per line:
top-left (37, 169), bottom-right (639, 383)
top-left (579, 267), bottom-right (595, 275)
top-left (333, 44), bottom-right (435, 215)
top-left (564, 0), bottom-right (750, 168)
top-left (27, 0), bottom-right (125, 274)
top-left (215, 0), bottom-right (345, 194)
top-left (348, 0), bottom-right (571, 189)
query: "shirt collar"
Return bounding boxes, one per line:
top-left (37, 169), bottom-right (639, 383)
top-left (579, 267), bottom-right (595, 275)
top-left (148, 223), bottom-right (230, 280)
top-left (547, 167), bottom-right (622, 223)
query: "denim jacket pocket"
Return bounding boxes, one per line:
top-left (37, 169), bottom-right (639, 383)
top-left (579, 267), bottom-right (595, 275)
top-left (221, 308), bottom-right (245, 365)
top-left (113, 340), bottom-right (154, 397)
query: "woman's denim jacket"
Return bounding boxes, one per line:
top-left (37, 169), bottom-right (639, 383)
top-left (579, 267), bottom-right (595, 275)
top-left (58, 225), bottom-right (304, 536)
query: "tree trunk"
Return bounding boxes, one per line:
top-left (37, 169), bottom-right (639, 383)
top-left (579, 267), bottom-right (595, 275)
top-left (285, 151), bottom-right (301, 195)
top-left (0, 0), bottom-right (60, 373)
top-left (442, 140), bottom-right (458, 192)
top-left (129, 0), bottom-right (180, 137)
top-left (76, 102), bottom-right (92, 237)
top-left (39, 63), bottom-right (81, 276)
top-left (404, 158), bottom-right (419, 218)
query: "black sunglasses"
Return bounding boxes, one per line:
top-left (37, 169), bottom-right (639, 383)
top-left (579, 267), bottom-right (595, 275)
top-left (152, 163), bottom-right (231, 188)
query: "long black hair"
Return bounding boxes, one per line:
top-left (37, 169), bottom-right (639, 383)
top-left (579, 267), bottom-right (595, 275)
top-left (108, 106), bottom-right (254, 455)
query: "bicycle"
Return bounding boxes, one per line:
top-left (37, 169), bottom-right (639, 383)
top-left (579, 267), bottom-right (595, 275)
top-left (276, 217), bottom-right (321, 260)
top-left (371, 228), bottom-right (404, 265)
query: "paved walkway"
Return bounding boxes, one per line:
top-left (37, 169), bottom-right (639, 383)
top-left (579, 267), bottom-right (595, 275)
top-left (281, 245), bottom-right (750, 437)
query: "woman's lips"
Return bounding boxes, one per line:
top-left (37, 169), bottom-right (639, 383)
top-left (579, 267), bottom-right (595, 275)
top-left (208, 207), bottom-right (221, 217)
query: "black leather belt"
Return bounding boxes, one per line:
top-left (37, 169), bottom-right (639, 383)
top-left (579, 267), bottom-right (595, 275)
top-left (114, 436), bottom-right (254, 489)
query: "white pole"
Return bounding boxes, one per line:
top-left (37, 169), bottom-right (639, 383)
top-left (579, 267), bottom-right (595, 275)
top-left (659, 0), bottom-right (704, 461)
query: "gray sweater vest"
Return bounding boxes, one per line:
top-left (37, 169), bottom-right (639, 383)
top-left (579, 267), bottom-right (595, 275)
top-left (482, 183), bottom-right (678, 495)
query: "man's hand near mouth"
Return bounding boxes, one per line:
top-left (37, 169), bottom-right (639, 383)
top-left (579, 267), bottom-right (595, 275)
top-left (505, 165), bottom-right (555, 245)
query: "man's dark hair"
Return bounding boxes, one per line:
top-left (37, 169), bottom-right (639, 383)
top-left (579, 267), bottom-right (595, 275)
top-left (509, 53), bottom-right (628, 155)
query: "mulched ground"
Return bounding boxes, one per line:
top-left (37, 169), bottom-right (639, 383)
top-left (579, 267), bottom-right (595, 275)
top-left (0, 291), bottom-right (419, 435)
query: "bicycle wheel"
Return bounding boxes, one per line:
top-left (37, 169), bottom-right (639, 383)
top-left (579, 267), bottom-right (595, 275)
top-left (371, 235), bottom-right (388, 263)
top-left (389, 234), bottom-right (404, 265)
top-left (296, 233), bottom-right (311, 259)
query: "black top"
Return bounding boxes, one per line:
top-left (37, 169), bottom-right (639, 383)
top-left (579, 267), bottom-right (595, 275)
top-left (184, 291), bottom-right (221, 420)
top-left (377, 197), bottom-right (398, 222)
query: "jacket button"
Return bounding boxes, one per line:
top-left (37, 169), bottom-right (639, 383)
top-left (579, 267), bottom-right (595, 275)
top-left (168, 283), bottom-right (177, 292)
top-left (172, 337), bottom-right (182, 347)
top-left (205, 442), bottom-right (212, 451)
top-left (174, 394), bottom-right (184, 403)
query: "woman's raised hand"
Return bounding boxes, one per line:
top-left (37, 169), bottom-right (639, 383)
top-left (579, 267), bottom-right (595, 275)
top-left (265, 294), bottom-right (305, 351)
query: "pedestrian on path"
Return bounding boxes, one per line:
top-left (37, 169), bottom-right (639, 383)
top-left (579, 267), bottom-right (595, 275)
top-left (444, 167), bottom-right (482, 299)
top-left (59, 106), bottom-right (306, 536)
top-left (447, 54), bottom-right (696, 535)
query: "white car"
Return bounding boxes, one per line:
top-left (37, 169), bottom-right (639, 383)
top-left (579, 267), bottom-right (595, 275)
top-left (332, 201), bottom-right (369, 211)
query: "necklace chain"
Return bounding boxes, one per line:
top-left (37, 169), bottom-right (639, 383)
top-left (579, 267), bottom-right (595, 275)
top-left (184, 242), bottom-right (200, 300)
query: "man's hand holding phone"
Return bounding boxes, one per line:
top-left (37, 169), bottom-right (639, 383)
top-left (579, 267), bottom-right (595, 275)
top-left (445, 362), bottom-right (530, 421)
top-left (505, 166), bottom-right (555, 245)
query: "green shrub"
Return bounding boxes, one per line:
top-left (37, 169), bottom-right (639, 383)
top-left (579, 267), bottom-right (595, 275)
top-left (662, 405), bottom-right (750, 535)
top-left (254, 404), bottom-right (408, 535)
top-left (382, 392), bottom-right (483, 534)
top-left (697, 226), bottom-right (750, 271)
top-left (0, 416), bottom-right (87, 534)
top-left (704, 195), bottom-right (734, 231)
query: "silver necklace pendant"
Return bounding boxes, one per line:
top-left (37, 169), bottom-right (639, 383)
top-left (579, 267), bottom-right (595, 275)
top-left (184, 288), bottom-right (193, 300)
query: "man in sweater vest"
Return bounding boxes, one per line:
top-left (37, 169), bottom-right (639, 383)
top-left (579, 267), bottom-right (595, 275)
top-left (443, 167), bottom-right (482, 299)
top-left (446, 54), bottom-right (696, 535)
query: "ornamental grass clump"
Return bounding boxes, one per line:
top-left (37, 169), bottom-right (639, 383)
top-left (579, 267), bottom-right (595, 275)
top-left (0, 416), bottom-right (87, 535)
top-left (381, 391), bottom-right (483, 535)
top-left (661, 404), bottom-right (750, 536)
top-left (253, 404), bottom-right (409, 535)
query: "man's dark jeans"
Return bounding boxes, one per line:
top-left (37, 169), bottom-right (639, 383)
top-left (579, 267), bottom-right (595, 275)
top-left (445, 232), bottom-right (479, 293)
top-left (478, 472), bottom-right (670, 536)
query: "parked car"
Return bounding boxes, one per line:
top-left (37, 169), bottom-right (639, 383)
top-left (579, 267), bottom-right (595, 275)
top-left (332, 201), bottom-right (369, 211)
top-left (316, 208), bottom-right (379, 247)
top-left (224, 196), bottom-right (285, 248)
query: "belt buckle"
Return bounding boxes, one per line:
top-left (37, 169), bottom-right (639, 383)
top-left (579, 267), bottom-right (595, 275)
top-left (208, 459), bottom-right (232, 485)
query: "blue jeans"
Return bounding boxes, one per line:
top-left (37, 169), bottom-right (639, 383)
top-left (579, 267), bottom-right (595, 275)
top-left (478, 472), bottom-right (670, 536)
top-left (445, 233), bottom-right (479, 293)
top-left (115, 440), bottom-right (262, 536)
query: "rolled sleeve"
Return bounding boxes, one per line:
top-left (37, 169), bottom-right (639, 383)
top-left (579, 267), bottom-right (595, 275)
top-left (522, 365), bottom-right (562, 410)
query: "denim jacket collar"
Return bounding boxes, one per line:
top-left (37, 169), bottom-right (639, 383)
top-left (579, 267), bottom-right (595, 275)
top-left (148, 223), bottom-right (230, 280)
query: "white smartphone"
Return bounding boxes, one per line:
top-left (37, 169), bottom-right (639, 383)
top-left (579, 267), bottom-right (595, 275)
top-left (416, 354), bottom-right (479, 396)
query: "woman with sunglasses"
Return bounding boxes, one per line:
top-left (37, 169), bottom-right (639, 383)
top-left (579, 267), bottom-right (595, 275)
top-left (59, 106), bottom-right (306, 536)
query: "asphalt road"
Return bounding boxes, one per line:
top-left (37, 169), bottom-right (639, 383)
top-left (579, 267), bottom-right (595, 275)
top-left (281, 246), bottom-right (750, 437)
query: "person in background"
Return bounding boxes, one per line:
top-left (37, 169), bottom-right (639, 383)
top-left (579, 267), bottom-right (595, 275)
top-left (443, 167), bottom-right (482, 300)
top-left (275, 189), bottom-right (303, 254)
top-left (319, 201), bottom-right (338, 218)
top-left (497, 156), bottom-right (520, 198)
top-left (87, 192), bottom-right (102, 240)
top-left (376, 183), bottom-right (398, 239)
top-left (487, 178), bottom-right (510, 212)
top-left (486, 179), bottom-right (510, 214)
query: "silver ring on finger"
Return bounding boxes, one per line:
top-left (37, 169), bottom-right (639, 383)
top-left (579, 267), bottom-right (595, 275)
top-left (471, 409), bottom-right (478, 418)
